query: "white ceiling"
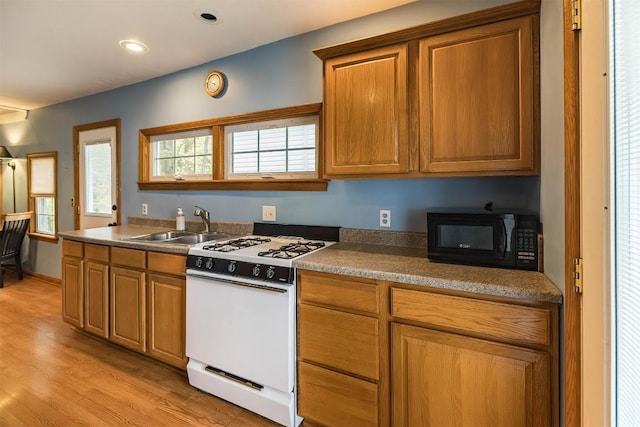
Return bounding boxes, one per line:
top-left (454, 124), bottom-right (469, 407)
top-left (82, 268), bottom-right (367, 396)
top-left (0, 0), bottom-right (415, 116)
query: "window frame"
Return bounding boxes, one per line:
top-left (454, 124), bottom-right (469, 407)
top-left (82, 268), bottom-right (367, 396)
top-left (149, 127), bottom-right (214, 182)
top-left (26, 151), bottom-right (58, 243)
top-left (225, 115), bottom-right (319, 180)
top-left (138, 103), bottom-right (327, 191)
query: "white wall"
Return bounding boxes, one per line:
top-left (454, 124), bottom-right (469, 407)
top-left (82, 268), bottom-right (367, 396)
top-left (540, 0), bottom-right (565, 291)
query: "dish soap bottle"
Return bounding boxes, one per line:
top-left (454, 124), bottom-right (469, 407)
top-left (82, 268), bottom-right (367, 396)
top-left (176, 208), bottom-right (185, 231)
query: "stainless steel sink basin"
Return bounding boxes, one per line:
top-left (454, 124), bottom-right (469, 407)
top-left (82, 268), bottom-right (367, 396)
top-left (126, 231), bottom-right (229, 245)
top-left (127, 230), bottom-right (196, 241)
top-left (167, 232), bottom-right (229, 244)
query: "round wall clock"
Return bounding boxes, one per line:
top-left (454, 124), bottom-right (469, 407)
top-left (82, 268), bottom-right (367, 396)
top-left (204, 71), bottom-right (226, 97)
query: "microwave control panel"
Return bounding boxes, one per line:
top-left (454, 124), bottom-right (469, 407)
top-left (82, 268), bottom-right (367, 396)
top-left (516, 220), bottom-right (538, 268)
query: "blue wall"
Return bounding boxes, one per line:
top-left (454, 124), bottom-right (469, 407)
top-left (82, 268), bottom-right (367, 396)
top-left (0, 0), bottom-right (551, 279)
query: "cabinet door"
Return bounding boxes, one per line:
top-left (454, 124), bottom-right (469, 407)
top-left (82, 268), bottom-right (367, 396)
top-left (299, 304), bottom-right (379, 380)
top-left (84, 261), bottom-right (109, 338)
top-left (110, 267), bottom-right (146, 352)
top-left (147, 273), bottom-right (186, 368)
top-left (419, 16), bottom-right (538, 174)
top-left (392, 323), bottom-right (550, 427)
top-left (62, 256), bottom-right (84, 327)
top-left (324, 43), bottom-right (409, 176)
top-left (299, 361), bottom-right (378, 427)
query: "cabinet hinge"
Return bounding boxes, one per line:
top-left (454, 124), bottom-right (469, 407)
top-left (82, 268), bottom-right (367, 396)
top-left (573, 257), bottom-right (583, 294)
top-left (571, 0), bottom-right (582, 31)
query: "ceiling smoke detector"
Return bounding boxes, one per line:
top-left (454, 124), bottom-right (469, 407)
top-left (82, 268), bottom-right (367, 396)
top-left (119, 40), bottom-right (149, 53)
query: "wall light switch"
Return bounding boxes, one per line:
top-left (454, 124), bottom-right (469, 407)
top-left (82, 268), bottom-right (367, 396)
top-left (262, 205), bottom-right (276, 222)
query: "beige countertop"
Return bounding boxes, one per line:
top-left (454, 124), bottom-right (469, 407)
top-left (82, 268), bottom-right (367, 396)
top-left (59, 226), bottom-right (563, 304)
top-left (293, 242), bottom-right (563, 304)
top-left (58, 225), bottom-right (195, 254)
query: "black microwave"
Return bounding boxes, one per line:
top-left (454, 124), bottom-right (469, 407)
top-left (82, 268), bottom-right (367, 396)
top-left (427, 209), bottom-right (540, 271)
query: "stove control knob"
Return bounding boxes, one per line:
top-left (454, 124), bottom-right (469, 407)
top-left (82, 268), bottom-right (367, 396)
top-left (252, 265), bottom-right (261, 277)
top-left (205, 258), bottom-right (214, 270)
top-left (227, 261), bottom-right (237, 273)
top-left (195, 257), bottom-right (204, 268)
top-left (266, 266), bottom-right (276, 279)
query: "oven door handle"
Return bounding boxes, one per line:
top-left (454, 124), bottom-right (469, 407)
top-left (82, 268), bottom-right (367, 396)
top-left (186, 272), bottom-right (287, 294)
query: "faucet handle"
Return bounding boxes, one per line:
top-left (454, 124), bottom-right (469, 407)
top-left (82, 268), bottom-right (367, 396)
top-left (194, 205), bottom-right (210, 219)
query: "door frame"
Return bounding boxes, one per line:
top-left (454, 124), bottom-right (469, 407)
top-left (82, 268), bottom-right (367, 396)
top-left (580, 0), bottom-right (611, 424)
top-left (72, 118), bottom-right (121, 229)
top-left (563, 0), bottom-right (581, 425)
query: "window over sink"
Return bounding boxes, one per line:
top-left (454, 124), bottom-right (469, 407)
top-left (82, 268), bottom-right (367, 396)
top-left (138, 103), bottom-right (327, 191)
top-left (225, 115), bottom-right (318, 180)
top-left (150, 128), bottom-right (213, 181)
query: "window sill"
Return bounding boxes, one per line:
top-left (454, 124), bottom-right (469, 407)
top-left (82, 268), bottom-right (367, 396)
top-left (28, 232), bottom-right (59, 243)
top-left (138, 179), bottom-right (329, 191)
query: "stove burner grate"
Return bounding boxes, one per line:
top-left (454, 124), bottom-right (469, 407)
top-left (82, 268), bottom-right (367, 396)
top-left (257, 241), bottom-right (326, 259)
top-left (203, 237), bottom-right (271, 252)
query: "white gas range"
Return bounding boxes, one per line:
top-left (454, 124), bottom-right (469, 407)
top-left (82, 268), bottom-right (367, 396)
top-left (185, 224), bottom-right (338, 427)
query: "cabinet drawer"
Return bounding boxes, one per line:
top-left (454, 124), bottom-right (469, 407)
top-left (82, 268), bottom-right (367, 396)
top-left (147, 252), bottom-right (186, 276)
top-left (299, 361), bottom-right (378, 427)
top-left (85, 243), bottom-right (109, 263)
top-left (391, 288), bottom-right (551, 346)
top-left (299, 270), bottom-right (379, 314)
top-left (62, 240), bottom-right (83, 258)
top-left (299, 304), bottom-right (379, 380)
top-left (111, 247), bottom-right (146, 269)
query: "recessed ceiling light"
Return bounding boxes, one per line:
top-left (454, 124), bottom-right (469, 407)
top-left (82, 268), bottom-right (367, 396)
top-left (194, 9), bottom-right (220, 25)
top-left (119, 39), bottom-right (149, 53)
top-left (200, 12), bottom-right (217, 22)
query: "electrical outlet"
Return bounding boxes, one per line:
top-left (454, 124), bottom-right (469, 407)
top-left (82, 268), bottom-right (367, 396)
top-left (379, 209), bottom-right (391, 228)
top-left (141, 203), bottom-right (148, 216)
top-left (262, 206), bottom-right (276, 222)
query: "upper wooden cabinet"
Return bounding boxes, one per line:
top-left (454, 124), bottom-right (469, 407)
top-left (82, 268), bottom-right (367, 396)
top-left (323, 44), bottom-right (410, 176)
top-left (315, 0), bottom-right (540, 178)
top-left (419, 16), bottom-right (538, 174)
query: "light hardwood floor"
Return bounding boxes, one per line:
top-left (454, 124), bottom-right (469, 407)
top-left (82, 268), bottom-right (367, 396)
top-left (0, 275), bottom-right (279, 426)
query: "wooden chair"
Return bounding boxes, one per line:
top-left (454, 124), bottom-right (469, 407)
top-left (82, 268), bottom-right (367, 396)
top-left (0, 212), bottom-right (32, 288)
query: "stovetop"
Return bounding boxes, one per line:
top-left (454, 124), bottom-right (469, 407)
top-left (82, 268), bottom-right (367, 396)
top-left (186, 235), bottom-right (336, 283)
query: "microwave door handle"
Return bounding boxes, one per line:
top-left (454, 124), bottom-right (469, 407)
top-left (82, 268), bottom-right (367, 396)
top-left (498, 222), bottom-right (508, 257)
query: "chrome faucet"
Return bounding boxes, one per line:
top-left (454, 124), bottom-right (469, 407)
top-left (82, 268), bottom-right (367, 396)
top-left (194, 206), bottom-right (211, 233)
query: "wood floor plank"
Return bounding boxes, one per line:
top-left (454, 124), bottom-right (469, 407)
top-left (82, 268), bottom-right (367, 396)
top-left (0, 276), bottom-right (280, 426)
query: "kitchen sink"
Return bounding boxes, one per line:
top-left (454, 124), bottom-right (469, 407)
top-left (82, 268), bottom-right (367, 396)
top-left (127, 231), bottom-right (196, 241)
top-left (167, 232), bottom-right (229, 244)
top-left (126, 231), bottom-right (229, 244)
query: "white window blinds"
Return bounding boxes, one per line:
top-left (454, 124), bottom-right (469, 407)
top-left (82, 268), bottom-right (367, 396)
top-left (613, 0), bottom-right (640, 424)
top-left (30, 157), bottom-right (55, 194)
top-left (225, 115), bottom-right (318, 179)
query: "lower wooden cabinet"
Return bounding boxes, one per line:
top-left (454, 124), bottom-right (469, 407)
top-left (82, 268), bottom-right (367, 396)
top-left (61, 240), bottom-right (188, 369)
top-left (298, 270), bottom-right (386, 426)
top-left (391, 323), bottom-right (550, 427)
top-left (84, 261), bottom-right (109, 338)
top-left (147, 273), bottom-right (187, 368)
top-left (62, 256), bottom-right (84, 328)
top-left (110, 266), bottom-right (146, 352)
top-left (297, 269), bottom-right (559, 427)
top-left (298, 361), bottom-right (379, 427)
